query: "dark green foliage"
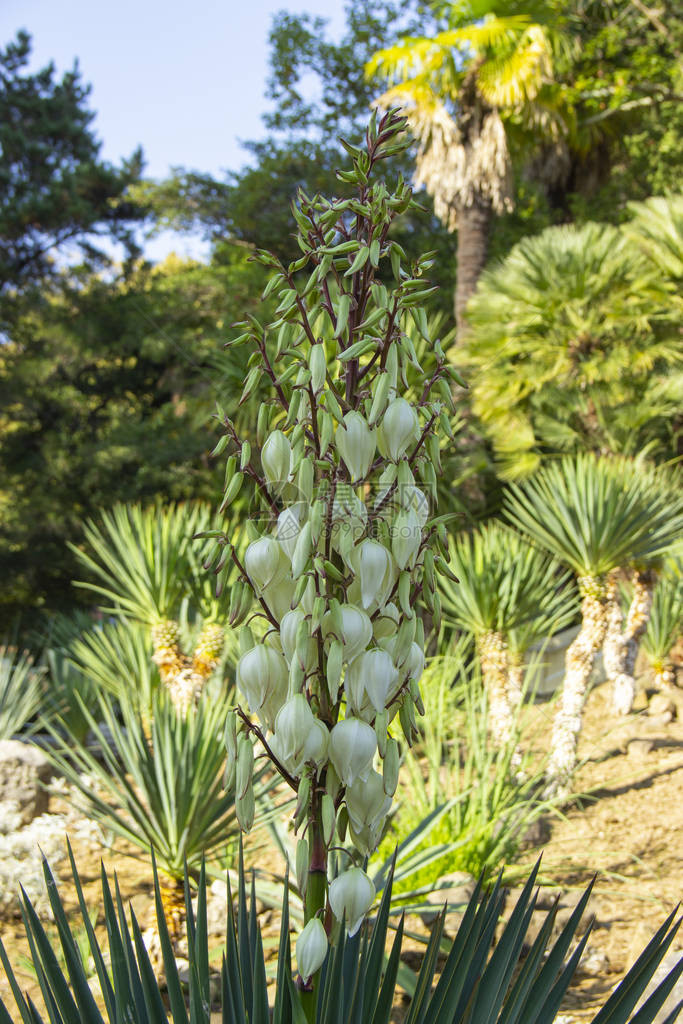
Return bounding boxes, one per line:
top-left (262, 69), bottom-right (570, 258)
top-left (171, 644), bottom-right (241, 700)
top-left (1, 852), bottom-right (681, 1022)
top-left (0, 252), bottom-right (271, 622)
top-left (0, 31), bottom-right (143, 307)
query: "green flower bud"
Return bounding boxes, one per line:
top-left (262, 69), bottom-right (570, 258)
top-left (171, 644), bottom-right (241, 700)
top-left (261, 430), bottom-right (292, 493)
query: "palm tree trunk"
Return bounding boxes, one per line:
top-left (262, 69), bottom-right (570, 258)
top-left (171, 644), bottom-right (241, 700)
top-left (604, 569), bottom-right (655, 715)
top-left (507, 650), bottom-right (524, 709)
top-left (546, 576), bottom-right (607, 798)
top-left (455, 197), bottom-right (492, 336)
top-left (477, 631), bottom-right (522, 773)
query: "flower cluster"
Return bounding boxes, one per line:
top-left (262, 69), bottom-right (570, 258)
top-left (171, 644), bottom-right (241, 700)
top-left (203, 110), bottom-right (461, 991)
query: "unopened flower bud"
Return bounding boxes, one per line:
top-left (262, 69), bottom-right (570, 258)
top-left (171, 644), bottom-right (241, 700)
top-left (336, 411), bottom-right (377, 482)
top-left (328, 867), bottom-right (375, 937)
top-left (261, 430), bottom-right (292, 493)
top-left (329, 717), bottom-right (376, 786)
top-left (378, 398), bottom-right (419, 462)
top-left (391, 507), bottom-right (422, 570)
top-left (296, 918), bottom-right (328, 983)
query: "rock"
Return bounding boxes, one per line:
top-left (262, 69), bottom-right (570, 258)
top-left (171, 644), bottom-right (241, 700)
top-left (644, 713), bottom-right (674, 730)
top-left (634, 949), bottom-right (683, 1023)
top-left (205, 879), bottom-right (229, 935)
top-left (419, 871), bottom-right (477, 926)
top-left (628, 738), bottom-right (655, 759)
top-left (0, 740), bottom-right (53, 826)
top-left (576, 944), bottom-right (610, 977)
top-left (648, 694), bottom-right (676, 720)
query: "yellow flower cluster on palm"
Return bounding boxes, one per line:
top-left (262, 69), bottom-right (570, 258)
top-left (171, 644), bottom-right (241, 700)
top-left (151, 618), bottom-right (225, 716)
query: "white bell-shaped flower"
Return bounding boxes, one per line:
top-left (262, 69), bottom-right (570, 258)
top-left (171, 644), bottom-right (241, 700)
top-left (296, 918), bottom-right (328, 982)
top-left (280, 609), bottom-right (304, 664)
top-left (378, 398), bottom-right (419, 461)
top-left (336, 411), bottom-right (377, 482)
top-left (346, 770), bottom-right (392, 855)
top-left (236, 646), bottom-right (288, 715)
top-left (391, 506), bottom-right (422, 570)
top-left (245, 537), bottom-right (287, 591)
top-left (373, 602), bottom-right (400, 641)
top-left (261, 575), bottom-right (296, 621)
top-left (276, 502), bottom-right (307, 563)
top-left (330, 488), bottom-right (368, 562)
top-left (323, 604), bottom-right (372, 663)
top-left (261, 430), bottom-right (291, 493)
top-left (328, 717), bottom-right (376, 786)
top-left (399, 484), bottom-right (429, 529)
top-left (269, 695), bottom-right (329, 777)
top-left (345, 649), bottom-right (398, 715)
top-left (403, 642), bottom-right (425, 684)
top-left (328, 868), bottom-right (375, 937)
top-left (348, 540), bottom-right (396, 611)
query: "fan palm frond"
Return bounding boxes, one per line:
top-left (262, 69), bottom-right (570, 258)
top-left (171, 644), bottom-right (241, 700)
top-left (70, 501), bottom-right (238, 625)
top-left (504, 454), bottom-right (683, 579)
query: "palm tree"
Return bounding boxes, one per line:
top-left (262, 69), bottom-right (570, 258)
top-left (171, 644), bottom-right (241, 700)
top-left (71, 501), bottom-right (242, 713)
top-left (463, 220), bottom-right (681, 479)
top-left (366, 1), bottom-right (570, 331)
top-left (504, 454), bottom-right (683, 795)
top-left (438, 522), bottom-right (576, 752)
top-left (639, 562), bottom-right (683, 690)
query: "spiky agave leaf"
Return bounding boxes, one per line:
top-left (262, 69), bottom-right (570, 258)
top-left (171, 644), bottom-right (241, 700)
top-left (1, 847), bottom-right (682, 1024)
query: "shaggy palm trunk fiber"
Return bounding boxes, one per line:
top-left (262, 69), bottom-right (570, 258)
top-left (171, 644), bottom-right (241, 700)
top-left (546, 576), bottom-right (607, 798)
top-left (603, 569), bottom-right (655, 715)
top-left (477, 630), bottom-right (522, 772)
top-left (507, 650), bottom-right (524, 709)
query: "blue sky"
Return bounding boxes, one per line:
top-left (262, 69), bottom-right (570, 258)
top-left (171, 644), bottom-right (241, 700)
top-left (1, 0), bottom-right (346, 257)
